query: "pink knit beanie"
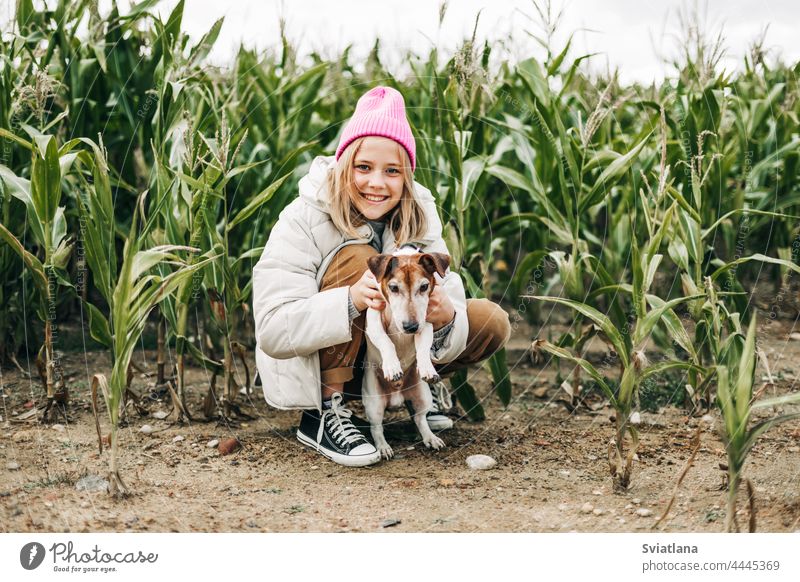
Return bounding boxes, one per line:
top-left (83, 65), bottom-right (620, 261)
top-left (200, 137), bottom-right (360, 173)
top-left (335, 86), bottom-right (416, 171)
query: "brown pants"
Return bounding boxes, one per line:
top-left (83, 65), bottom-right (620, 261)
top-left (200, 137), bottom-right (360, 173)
top-left (319, 244), bottom-right (512, 397)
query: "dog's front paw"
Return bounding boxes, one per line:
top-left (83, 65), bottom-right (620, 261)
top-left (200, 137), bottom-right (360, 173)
top-left (417, 361), bottom-right (440, 384)
top-left (423, 434), bottom-right (445, 450)
top-left (382, 358), bottom-right (404, 382)
top-left (377, 443), bottom-right (394, 460)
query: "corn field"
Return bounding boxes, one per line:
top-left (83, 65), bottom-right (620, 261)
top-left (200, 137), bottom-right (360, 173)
top-left (1, 0), bottom-right (800, 531)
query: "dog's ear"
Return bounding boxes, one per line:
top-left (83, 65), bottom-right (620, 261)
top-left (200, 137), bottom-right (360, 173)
top-left (419, 253), bottom-right (450, 278)
top-left (367, 254), bottom-right (398, 280)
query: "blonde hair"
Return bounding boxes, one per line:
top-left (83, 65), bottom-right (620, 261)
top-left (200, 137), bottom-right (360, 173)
top-left (326, 137), bottom-right (428, 245)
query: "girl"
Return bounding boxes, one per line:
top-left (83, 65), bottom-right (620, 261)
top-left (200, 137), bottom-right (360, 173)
top-left (253, 86), bottom-right (511, 467)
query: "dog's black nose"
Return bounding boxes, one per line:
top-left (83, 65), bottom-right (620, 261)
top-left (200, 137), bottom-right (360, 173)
top-left (402, 321), bottom-right (419, 333)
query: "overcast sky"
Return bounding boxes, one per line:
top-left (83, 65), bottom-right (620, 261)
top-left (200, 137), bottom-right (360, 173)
top-left (2, 0), bottom-right (798, 83)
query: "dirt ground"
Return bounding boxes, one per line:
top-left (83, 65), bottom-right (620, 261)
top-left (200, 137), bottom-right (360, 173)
top-left (2, 310), bottom-right (800, 533)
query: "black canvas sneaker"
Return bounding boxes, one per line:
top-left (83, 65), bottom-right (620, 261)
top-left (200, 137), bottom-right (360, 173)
top-left (296, 392), bottom-right (380, 467)
top-left (405, 379), bottom-right (454, 431)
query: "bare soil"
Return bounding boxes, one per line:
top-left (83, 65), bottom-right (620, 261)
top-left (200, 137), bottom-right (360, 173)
top-left (2, 312), bottom-right (800, 533)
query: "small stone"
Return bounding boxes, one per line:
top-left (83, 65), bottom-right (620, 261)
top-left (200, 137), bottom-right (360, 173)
top-left (172, 435), bottom-right (185, 443)
top-left (629, 411), bottom-right (641, 425)
top-left (6, 462), bottom-right (20, 471)
top-left (592, 489), bottom-right (603, 495)
top-left (636, 508), bottom-right (653, 517)
top-left (466, 454), bottom-right (496, 470)
top-left (139, 425), bottom-right (154, 434)
top-left (80, 501), bottom-right (90, 508)
top-left (51, 424), bottom-right (65, 432)
top-left (75, 475), bottom-right (109, 493)
top-left (632, 498), bottom-right (642, 505)
top-left (12, 431), bottom-right (32, 443)
top-left (310, 465), bottom-right (319, 470)
top-left (151, 411), bottom-right (168, 420)
top-left (701, 414), bottom-right (714, 424)
top-left (381, 518), bottom-right (401, 528)
top-left (218, 438), bottom-right (241, 456)
top-left (788, 446), bottom-right (799, 453)
top-left (557, 503), bottom-right (569, 511)
top-left (558, 470), bottom-right (570, 477)
top-left (789, 332), bottom-right (800, 341)
top-left (592, 508), bottom-right (604, 516)
top-left (207, 439), bottom-right (220, 448)
top-left (580, 502), bottom-right (594, 514)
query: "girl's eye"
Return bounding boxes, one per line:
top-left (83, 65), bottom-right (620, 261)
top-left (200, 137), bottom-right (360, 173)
top-left (389, 285), bottom-right (399, 293)
top-left (386, 168), bottom-right (400, 175)
top-left (355, 164), bottom-right (369, 171)
top-left (420, 283), bottom-right (429, 293)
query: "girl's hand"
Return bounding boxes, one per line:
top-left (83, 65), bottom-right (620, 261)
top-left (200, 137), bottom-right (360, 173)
top-left (350, 269), bottom-right (386, 312)
top-left (426, 286), bottom-right (455, 330)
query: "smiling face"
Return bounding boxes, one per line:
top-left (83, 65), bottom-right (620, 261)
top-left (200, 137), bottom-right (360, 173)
top-left (350, 136), bottom-right (406, 221)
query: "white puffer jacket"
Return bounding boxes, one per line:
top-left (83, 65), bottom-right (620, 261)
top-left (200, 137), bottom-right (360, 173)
top-left (252, 155), bottom-right (469, 410)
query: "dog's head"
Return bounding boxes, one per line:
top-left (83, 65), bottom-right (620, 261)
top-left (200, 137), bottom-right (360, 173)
top-left (367, 249), bottom-right (450, 334)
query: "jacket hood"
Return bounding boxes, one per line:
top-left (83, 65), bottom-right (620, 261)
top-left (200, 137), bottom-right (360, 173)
top-left (297, 155), bottom-right (434, 216)
top-left (298, 155), bottom-right (337, 214)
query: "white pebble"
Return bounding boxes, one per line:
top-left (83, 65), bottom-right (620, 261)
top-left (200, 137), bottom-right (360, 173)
top-left (701, 414), bottom-right (714, 424)
top-left (152, 411), bottom-right (168, 420)
top-left (466, 454), bottom-right (496, 470)
top-left (207, 439), bottom-right (220, 448)
top-left (629, 411), bottom-right (641, 425)
top-left (592, 508), bottom-right (604, 516)
top-left (172, 435), bottom-right (185, 443)
top-left (51, 424), bottom-right (65, 432)
top-left (580, 502), bottom-right (594, 514)
top-left (636, 508), bottom-right (653, 517)
top-left (139, 425), bottom-right (154, 434)
top-left (7, 461), bottom-right (20, 470)
top-left (789, 332), bottom-right (800, 341)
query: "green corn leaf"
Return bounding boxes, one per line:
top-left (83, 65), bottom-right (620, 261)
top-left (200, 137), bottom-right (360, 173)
top-left (581, 131), bottom-right (652, 213)
top-left (451, 368), bottom-right (485, 422)
top-left (486, 349), bottom-right (512, 407)
top-left (532, 295), bottom-right (630, 368)
top-left (534, 339), bottom-right (617, 407)
top-left (82, 300), bottom-right (112, 347)
top-left (634, 294), bottom-right (704, 347)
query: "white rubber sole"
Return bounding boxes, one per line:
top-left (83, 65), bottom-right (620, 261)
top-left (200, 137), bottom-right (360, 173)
top-left (427, 415), bottom-right (454, 431)
top-left (296, 430), bottom-right (381, 467)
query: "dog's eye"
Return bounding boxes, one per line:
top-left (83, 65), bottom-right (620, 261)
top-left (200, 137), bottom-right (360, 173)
top-left (419, 283), bottom-right (429, 293)
top-left (388, 284), bottom-right (399, 293)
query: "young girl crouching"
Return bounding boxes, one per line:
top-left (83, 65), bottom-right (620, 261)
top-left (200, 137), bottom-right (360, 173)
top-left (253, 86), bottom-right (511, 466)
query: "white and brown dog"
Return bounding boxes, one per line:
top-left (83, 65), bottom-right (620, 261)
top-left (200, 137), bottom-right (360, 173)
top-left (363, 247), bottom-right (451, 460)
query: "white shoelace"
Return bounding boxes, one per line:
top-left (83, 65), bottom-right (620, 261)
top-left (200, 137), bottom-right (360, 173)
top-left (324, 393), bottom-right (365, 446)
top-left (431, 381), bottom-right (453, 412)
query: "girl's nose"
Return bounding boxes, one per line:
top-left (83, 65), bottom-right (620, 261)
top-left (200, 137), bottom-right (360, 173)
top-left (368, 172), bottom-right (385, 189)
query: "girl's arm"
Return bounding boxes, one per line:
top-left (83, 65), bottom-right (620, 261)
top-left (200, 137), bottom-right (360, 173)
top-left (252, 202), bottom-right (354, 359)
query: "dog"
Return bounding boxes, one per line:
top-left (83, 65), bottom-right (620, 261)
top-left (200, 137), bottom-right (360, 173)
top-left (363, 247), bottom-right (451, 460)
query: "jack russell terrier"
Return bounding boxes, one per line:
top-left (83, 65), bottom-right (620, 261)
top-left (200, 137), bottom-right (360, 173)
top-left (364, 246), bottom-right (451, 460)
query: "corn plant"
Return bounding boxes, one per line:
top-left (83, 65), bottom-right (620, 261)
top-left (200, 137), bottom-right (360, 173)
top-left (76, 139), bottom-right (212, 495)
top-left (166, 117), bottom-right (290, 421)
top-left (531, 212), bottom-right (705, 489)
top-left (715, 315), bottom-right (800, 532)
top-left (0, 131), bottom-right (76, 418)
